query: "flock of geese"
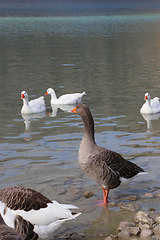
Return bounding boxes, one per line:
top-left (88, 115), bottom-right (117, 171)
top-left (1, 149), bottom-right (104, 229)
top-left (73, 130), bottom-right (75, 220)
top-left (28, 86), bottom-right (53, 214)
top-left (1, 89), bottom-right (160, 239)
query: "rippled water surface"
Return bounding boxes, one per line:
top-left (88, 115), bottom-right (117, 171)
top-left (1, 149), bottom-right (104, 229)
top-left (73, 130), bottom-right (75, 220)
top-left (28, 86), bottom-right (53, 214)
top-left (1, 1), bottom-right (160, 239)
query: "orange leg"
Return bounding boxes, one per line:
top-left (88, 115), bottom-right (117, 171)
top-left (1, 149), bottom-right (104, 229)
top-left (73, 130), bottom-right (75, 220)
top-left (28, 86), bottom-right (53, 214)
top-left (95, 186), bottom-right (110, 207)
top-left (102, 186), bottom-right (110, 205)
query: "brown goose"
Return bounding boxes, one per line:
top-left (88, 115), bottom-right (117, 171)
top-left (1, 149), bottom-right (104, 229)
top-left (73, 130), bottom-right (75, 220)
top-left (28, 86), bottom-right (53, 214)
top-left (0, 224), bottom-right (23, 240)
top-left (71, 104), bottom-right (146, 206)
top-left (0, 215), bottom-right (38, 240)
top-left (0, 186), bottom-right (81, 240)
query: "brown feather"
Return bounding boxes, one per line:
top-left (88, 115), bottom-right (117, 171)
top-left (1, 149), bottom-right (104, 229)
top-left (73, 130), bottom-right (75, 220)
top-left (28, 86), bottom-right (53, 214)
top-left (0, 186), bottom-right (52, 211)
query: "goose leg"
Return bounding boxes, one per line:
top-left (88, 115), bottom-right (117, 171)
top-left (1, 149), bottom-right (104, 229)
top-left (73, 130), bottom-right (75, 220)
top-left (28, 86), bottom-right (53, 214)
top-left (95, 186), bottom-right (110, 207)
top-left (102, 186), bottom-right (110, 205)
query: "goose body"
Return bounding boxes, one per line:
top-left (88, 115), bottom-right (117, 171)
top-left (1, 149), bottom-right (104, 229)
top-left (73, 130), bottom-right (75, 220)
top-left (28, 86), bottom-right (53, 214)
top-left (21, 91), bottom-right (46, 114)
top-left (0, 186), bottom-right (81, 240)
top-left (0, 215), bottom-right (38, 240)
top-left (140, 92), bottom-right (160, 114)
top-left (0, 224), bottom-right (23, 240)
top-left (71, 104), bottom-right (146, 206)
top-left (45, 88), bottom-right (86, 105)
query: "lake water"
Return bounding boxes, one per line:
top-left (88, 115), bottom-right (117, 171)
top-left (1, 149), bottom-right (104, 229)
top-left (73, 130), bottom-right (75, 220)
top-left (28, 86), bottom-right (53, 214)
top-left (1, 1), bottom-right (160, 239)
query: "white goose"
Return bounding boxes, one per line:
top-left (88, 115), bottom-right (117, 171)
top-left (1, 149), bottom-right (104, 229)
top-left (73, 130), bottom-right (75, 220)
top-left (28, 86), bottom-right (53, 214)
top-left (0, 186), bottom-right (81, 240)
top-left (45, 88), bottom-right (86, 105)
top-left (140, 92), bottom-right (160, 114)
top-left (21, 91), bottom-right (46, 114)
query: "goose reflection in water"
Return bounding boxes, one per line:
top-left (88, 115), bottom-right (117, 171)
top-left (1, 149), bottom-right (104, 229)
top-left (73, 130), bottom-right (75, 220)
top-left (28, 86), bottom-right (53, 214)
top-left (47, 104), bottom-right (77, 117)
top-left (141, 113), bottom-right (160, 132)
top-left (21, 112), bottom-right (46, 141)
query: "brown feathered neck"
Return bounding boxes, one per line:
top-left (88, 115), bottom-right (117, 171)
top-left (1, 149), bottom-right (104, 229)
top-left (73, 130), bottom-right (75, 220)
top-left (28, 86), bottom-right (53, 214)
top-left (77, 104), bottom-right (95, 142)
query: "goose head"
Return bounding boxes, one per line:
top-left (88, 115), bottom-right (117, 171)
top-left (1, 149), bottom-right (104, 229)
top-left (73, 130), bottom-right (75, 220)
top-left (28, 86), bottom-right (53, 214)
top-left (144, 93), bottom-right (151, 101)
top-left (45, 88), bottom-right (57, 101)
top-left (21, 91), bottom-right (28, 100)
top-left (45, 88), bottom-right (55, 96)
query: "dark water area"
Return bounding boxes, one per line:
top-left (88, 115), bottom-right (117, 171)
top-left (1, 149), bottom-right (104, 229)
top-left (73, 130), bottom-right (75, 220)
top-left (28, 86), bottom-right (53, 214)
top-left (1, 0), bottom-right (160, 17)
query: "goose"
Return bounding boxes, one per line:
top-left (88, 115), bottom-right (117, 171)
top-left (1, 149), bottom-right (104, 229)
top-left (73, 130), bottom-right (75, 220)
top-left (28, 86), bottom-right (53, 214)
top-left (0, 186), bottom-right (81, 240)
top-left (21, 91), bottom-right (46, 114)
top-left (140, 92), bottom-right (160, 114)
top-left (71, 104), bottom-right (146, 206)
top-left (45, 88), bottom-right (86, 105)
top-left (0, 215), bottom-right (38, 240)
top-left (0, 224), bottom-right (23, 240)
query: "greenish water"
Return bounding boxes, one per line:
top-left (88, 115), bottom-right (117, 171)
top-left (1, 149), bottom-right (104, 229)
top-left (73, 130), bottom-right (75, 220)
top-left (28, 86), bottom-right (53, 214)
top-left (1, 3), bottom-right (160, 239)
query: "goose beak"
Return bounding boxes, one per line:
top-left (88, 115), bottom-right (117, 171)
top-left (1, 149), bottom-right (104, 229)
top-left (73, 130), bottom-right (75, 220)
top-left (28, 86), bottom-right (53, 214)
top-left (21, 94), bottom-right (25, 99)
top-left (45, 92), bottom-right (48, 96)
top-left (71, 106), bottom-right (77, 113)
top-left (144, 95), bottom-right (148, 100)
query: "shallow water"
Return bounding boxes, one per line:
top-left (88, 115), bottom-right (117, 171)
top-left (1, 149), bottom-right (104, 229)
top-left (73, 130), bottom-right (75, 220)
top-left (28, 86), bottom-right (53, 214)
top-left (1, 1), bottom-right (160, 239)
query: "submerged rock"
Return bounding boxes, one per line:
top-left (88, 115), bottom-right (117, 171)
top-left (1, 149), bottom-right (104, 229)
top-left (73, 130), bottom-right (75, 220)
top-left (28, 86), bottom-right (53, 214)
top-left (119, 203), bottom-right (140, 212)
top-left (140, 192), bottom-right (155, 199)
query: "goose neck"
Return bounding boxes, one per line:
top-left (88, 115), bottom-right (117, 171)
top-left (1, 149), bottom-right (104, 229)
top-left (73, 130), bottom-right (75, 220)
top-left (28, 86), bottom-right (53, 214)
top-left (82, 114), bottom-right (95, 143)
top-left (51, 90), bottom-right (58, 101)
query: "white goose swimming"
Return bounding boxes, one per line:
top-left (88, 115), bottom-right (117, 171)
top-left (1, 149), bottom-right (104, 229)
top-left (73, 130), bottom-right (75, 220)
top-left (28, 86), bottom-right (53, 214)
top-left (140, 92), bottom-right (160, 114)
top-left (0, 186), bottom-right (81, 240)
top-left (45, 88), bottom-right (86, 105)
top-left (21, 91), bottom-right (46, 114)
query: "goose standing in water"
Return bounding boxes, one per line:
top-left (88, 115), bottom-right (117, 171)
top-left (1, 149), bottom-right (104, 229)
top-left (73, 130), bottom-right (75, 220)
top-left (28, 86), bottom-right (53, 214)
top-left (71, 104), bottom-right (146, 206)
top-left (0, 186), bottom-right (81, 240)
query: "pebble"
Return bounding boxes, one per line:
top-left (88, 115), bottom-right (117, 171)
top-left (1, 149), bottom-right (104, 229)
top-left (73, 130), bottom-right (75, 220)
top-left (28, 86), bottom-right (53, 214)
top-left (83, 191), bottom-right (93, 198)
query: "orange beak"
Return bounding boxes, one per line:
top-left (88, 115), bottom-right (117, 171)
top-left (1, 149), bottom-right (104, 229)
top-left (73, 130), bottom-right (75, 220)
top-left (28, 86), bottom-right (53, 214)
top-left (144, 95), bottom-right (148, 100)
top-left (21, 94), bottom-right (25, 99)
top-left (71, 106), bottom-right (77, 113)
top-left (45, 92), bottom-right (48, 96)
